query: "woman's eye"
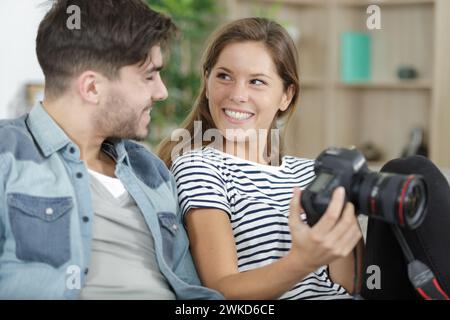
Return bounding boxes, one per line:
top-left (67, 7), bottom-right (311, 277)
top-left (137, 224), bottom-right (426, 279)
top-left (251, 79), bottom-right (266, 86)
top-left (217, 73), bottom-right (231, 81)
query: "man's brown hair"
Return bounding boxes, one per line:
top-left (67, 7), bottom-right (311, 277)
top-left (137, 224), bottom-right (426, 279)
top-left (36, 0), bottom-right (177, 97)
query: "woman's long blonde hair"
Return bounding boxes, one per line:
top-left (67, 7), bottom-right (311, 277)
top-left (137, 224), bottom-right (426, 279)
top-left (157, 17), bottom-right (300, 168)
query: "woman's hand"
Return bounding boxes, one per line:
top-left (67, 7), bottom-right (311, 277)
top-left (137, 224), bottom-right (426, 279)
top-left (287, 187), bottom-right (363, 274)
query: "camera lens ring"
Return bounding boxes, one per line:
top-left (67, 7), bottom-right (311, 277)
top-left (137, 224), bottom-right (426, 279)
top-left (397, 175), bottom-right (427, 229)
top-left (397, 176), bottom-right (414, 227)
top-left (359, 172), bottom-right (427, 229)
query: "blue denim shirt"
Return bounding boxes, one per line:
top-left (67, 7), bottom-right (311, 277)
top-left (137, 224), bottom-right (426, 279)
top-left (0, 103), bottom-right (223, 300)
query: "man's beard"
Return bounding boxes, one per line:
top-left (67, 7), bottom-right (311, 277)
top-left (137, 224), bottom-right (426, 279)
top-left (95, 92), bottom-right (148, 141)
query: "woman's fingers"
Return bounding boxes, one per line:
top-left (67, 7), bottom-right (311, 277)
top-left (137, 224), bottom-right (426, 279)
top-left (311, 191), bottom-right (362, 258)
top-left (289, 188), bottom-right (309, 230)
top-left (333, 229), bottom-right (362, 257)
top-left (312, 187), bottom-right (346, 235)
top-left (331, 209), bottom-right (363, 256)
top-left (289, 187), bottom-right (302, 216)
top-left (325, 202), bottom-right (357, 243)
top-left (289, 186), bottom-right (362, 266)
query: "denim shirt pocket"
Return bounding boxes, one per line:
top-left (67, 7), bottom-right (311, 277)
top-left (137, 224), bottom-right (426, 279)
top-left (157, 211), bottom-right (182, 268)
top-left (7, 193), bottom-right (73, 268)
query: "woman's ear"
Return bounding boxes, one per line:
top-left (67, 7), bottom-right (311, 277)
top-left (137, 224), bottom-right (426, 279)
top-left (205, 70), bottom-right (210, 100)
top-left (279, 84), bottom-right (295, 112)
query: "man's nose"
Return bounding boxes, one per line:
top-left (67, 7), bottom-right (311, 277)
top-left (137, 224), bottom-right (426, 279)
top-left (153, 77), bottom-right (168, 102)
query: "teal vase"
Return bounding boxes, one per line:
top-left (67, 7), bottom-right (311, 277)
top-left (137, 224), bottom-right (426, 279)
top-left (340, 32), bottom-right (371, 83)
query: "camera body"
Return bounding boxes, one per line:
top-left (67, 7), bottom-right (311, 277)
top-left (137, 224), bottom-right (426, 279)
top-left (300, 147), bottom-right (427, 229)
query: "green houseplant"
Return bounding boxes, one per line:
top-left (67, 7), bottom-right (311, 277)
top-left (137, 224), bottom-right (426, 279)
top-left (145, 0), bottom-right (222, 149)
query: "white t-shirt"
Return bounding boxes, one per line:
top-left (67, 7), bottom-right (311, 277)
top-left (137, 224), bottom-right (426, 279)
top-left (171, 147), bottom-right (350, 300)
top-left (88, 169), bottom-right (127, 198)
top-left (82, 169), bottom-right (175, 300)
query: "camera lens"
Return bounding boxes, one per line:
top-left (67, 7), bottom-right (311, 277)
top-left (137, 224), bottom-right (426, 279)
top-left (301, 147), bottom-right (428, 229)
top-left (358, 172), bottom-right (427, 229)
top-left (400, 177), bottom-right (427, 229)
top-left (406, 186), bottom-right (420, 216)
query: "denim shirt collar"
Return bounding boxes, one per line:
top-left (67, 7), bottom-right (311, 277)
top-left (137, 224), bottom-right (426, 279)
top-left (26, 103), bottom-right (129, 166)
top-left (26, 103), bottom-right (72, 158)
top-left (101, 138), bottom-right (129, 166)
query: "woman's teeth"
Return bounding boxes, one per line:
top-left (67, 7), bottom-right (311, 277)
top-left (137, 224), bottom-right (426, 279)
top-left (224, 109), bottom-right (253, 120)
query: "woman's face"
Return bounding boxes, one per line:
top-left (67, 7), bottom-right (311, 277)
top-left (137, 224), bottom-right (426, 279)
top-left (206, 41), bottom-right (293, 140)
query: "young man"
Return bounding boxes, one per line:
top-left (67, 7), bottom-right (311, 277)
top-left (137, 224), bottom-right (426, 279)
top-left (0, 0), bottom-right (222, 300)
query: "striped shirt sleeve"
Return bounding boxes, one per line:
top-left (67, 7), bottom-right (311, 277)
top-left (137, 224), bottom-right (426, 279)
top-left (171, 153), bottom-right (231, 219)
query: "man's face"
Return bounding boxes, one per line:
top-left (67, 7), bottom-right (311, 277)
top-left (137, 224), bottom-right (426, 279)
top-left (95, 46), bottom-right (168, 141)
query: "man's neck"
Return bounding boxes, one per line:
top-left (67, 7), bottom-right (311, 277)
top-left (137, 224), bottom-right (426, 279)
top-left (42, 98), bottom-right (117, 177)
top-left (86, 150), bottom-right (117, 177)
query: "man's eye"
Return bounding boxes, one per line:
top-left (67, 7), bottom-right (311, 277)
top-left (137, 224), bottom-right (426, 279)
top-left (145, 72), bottom-right (158, 81)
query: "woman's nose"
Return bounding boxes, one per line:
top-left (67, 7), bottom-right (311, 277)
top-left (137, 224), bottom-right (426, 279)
top-left (229, 82), bottom-right (249, 104)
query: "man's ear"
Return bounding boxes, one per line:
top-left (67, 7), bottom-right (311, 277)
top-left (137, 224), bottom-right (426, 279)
top-left (76, 71), bottom-right (103, 104)
top-left (280, 84), bottom-right (295, 112)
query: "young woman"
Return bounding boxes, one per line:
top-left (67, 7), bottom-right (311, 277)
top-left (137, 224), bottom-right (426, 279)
top-left (158, 17), bottom-right (363, 300)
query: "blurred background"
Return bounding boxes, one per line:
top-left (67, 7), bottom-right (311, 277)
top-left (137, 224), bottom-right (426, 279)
top-left (1, 0), bottom-right (450, 172)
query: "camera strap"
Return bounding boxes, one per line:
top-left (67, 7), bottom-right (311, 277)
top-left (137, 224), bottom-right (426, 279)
top-left (391, 226), bottom-right (449, 300)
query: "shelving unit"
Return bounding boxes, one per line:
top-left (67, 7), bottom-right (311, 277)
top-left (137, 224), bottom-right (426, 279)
top-left (335, 80), bottom-right (432, 90)
top-left (227, 0), bottom-right (450, 167)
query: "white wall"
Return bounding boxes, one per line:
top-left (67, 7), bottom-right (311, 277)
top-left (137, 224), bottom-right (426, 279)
top-left (0, 0), bottom-right (48, 119)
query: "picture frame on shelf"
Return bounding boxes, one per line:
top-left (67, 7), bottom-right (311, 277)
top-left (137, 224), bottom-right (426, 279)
top-left (26, 83), bottom-right (44, 107)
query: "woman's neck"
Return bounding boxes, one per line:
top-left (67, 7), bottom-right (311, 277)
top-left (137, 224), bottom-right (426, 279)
top-left (224, 140), bottom-right (272, 165)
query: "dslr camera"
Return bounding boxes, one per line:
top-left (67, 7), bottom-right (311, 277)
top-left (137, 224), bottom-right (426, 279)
top-left (300, 147), bottom-right (427, 229)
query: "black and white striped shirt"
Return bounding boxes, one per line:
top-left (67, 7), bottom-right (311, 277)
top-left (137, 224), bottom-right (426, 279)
top-left (172, 147), bottom-right (349, 300)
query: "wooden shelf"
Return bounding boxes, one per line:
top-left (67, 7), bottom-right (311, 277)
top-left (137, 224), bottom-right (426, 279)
top-left (368, 161), bottom-right (385, 171)
top-left (338, 0), bottom-right (435, 6)
top-left (335, 80), bottom-right (433, 90)
top-left (301, 77), bottom-right (324, 88)
top-left (229, 0), bottom-right (450, 167)
top-left (238, 0), bottom-right (434, 5)
top-left (236, 0), bottom-right (326, 6)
